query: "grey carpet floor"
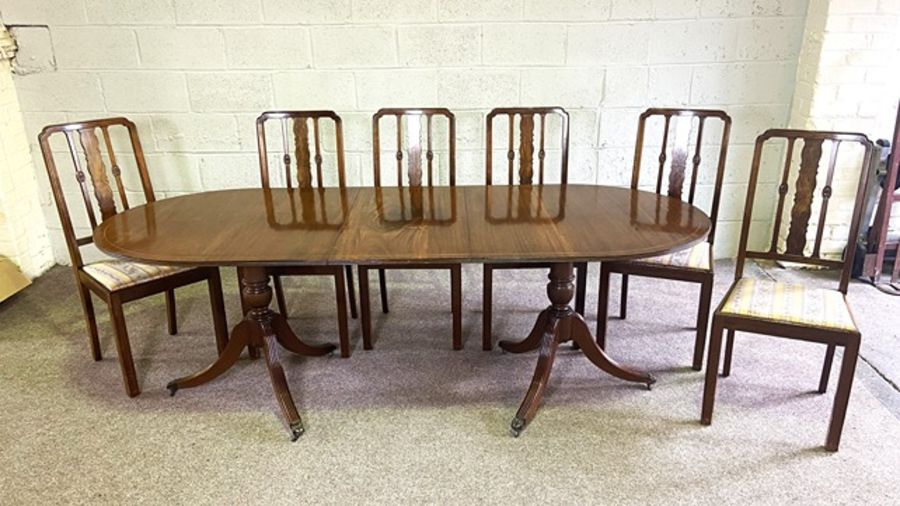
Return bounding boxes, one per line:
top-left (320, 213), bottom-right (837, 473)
top-left (1, 261), bottom-right (899, 504)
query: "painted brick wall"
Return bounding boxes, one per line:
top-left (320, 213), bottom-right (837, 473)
top-left (1, 0), bottom-right (811, 264)
top-left (0, 50), bottom-right (54, 278)
top-left (789, 0), bottom-right (900, 256)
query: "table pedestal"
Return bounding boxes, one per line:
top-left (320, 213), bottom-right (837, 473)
top-left (166, 266), bottom-right (336, 440)
top-left (501, 262), bottom-right (655, 436)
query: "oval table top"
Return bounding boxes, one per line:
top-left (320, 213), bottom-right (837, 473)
top-left (93, 184), bottom-right (711, 267)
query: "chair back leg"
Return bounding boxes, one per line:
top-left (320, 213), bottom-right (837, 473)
top-left (378, 268), bottom-right (389, 313)
top-left (451, 264), bottom-right (462, 350)
top-left (620, 273), bottom-right (629, 319)
top-left (574, 262), bottom-right (588, 316)
top-left (273, 275), bottom-right (288, 317)
top-left (596, 265), bottom-right (611, 348)
top-left (205, 268), bottom-right (229, 354)
top-left (693, 278), bottom-right (713, 371)
top-left (344, 265), bottom-right (358, 319)
top-left (482, 264), bottom-right (493, 351)
top-left (721, 329), bottom-right (736, 377)
top-left (77, 282), bottom-right (102, 361)
top-left (359, 267), bottom-right (374, 350)
top-left (165, 289), bottom-right (177, 335)
top-left (818, 343), bottom-right (837, 393)
top-left (333, 269), bottom-right (351, 358)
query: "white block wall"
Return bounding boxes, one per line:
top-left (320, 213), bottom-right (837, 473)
top-left (0, 55), bottom-right (54, 278)
top-left (789, 0), bottom-right (900, 256)
top-left (1, 0), bottom-right (813, 264)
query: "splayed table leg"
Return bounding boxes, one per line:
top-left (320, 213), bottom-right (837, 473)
top-left (167, 266), bottom-right (336, 440)
top-left (504, 262), bottom-right (654, 436)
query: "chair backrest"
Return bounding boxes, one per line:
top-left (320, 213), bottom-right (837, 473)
top-left (38, 117), bottom-right (154, 269)
top-left (256, 110), bottom-right (345, 189)
top-left (735, 129), bottom-right (874, 293)
top-left (631, 108), bottom-right (732, 243)
top-left (485, 107), bottom-right (569, 185)
top-left (372, 108), bottom-right (456, 187)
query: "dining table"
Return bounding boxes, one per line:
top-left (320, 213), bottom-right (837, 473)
top-left (93, 183), bottom-right (711, 440)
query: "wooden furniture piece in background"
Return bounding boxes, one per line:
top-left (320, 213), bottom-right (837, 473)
top-left (482, 107), bottom-right (587, 350)
top-left (861, 102), bottom-right (900, 293)
top-left (597, 108), bottom-right (732, 370)
top-left (359, 108), bottom-right (462, 350)
top-left (702, 129), bottom-right (874, 451)
top-left (255, 110), bottom-right (357, 357)
top-left (93, 185), bottom-right (710, 438)
top-left (39, 117), bottom-right (228, 397)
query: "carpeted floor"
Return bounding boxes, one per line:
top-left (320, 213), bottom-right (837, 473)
top-left (1, 261), bottom-right (899, 504)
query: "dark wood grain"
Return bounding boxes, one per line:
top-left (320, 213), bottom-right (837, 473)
top-left (94, 185), bottom-right (710, 267)
top-left (785, 138), bottom-right (823, 255)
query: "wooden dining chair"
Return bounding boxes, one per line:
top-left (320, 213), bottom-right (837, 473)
top-left (359, 108), bottom-right (462, 350)
top-left (701, 129), bottom-right (874, 452)
top-left (482, 107), bottom-right (586, 350)
top-left (38, 117), bottom-right (228, 397)
top-left (254, 110), bottom-right (357, 358)
top-left (597, 108), bottom-right (732, 370)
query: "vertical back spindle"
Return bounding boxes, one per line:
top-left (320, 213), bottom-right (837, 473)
top-left (769, 137), bottom-right (796, 253)
top-left (656, 114), bottom-right (671, 194)
top-left (101, 126), bottom-right (129, 210)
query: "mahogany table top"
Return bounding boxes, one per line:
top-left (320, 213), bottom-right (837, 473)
top-left (93, 184), bottom-right (711, 267)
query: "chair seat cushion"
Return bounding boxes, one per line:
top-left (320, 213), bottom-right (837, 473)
top-left (82, 260), bottom-right (187, 290)
top-left (719, 278), bottom-right (857, 332)
top-left (633, 242), bottom-right (711, 271)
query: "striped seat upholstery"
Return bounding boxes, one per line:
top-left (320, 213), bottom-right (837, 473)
top-left (82, 260), bottom-right (187, 290)
top-left (719, 278), bottom-right (857, 332)
top-left (633, 242), bottom-right (711, 271)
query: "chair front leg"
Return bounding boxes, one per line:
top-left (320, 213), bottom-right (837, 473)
top-left (701, 318), bottom-right (725, 425)
top-left (826, 338), bottom-right (859, 452)
top-left (109, 296), bottom-right (139, 397)
top-left (620, 273), bottom-right (629, 319)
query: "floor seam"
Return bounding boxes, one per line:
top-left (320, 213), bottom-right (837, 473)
top-left (859, 353), bottom-right (900, 393)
